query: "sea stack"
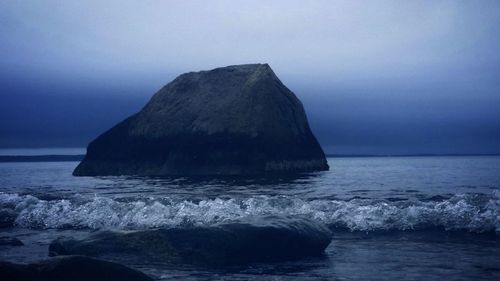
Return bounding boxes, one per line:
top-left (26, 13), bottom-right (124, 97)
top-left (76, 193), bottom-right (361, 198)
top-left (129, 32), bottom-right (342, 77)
top-left (74, 64), bottom-right (328, 176)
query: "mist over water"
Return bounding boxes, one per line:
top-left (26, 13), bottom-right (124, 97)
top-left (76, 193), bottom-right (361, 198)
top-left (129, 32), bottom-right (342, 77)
top-left (1, 1), bottom-right (500, 154)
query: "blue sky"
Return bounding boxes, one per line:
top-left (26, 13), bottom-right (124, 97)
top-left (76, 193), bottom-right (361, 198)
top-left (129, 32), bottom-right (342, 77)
top-left (1, 1), bottom-right (499, 154)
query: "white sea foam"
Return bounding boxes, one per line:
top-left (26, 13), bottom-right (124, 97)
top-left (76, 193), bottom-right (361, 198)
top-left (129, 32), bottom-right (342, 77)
top-left (1, 191), bottom-right (498, 233)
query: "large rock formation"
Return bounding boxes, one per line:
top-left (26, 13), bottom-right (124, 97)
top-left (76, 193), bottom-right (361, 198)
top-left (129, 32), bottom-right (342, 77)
top-left (74, 64), bottom-right (328, 176)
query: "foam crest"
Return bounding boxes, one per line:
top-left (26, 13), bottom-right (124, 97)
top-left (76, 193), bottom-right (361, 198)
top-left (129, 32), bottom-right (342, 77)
top-left (1, 191), bottom-right (498, 233)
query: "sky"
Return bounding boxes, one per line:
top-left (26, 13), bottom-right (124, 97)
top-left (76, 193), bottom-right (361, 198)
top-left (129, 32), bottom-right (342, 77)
top-left (1, 0), bottom-right (499, 154)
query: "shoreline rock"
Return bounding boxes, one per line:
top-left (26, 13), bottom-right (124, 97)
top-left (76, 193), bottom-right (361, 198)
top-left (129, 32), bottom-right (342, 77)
top-left (0, 208), bottom-right (17, 228)
top-left (0, 236), bottom-right (23, 246)
top-left (49, 216), bottom-right (332, 265)
top-left (0, 255), bottom-right (153, 281)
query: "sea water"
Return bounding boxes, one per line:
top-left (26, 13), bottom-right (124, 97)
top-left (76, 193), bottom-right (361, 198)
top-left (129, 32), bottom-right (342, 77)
top-left (0, 156), bottom-right (499, 280)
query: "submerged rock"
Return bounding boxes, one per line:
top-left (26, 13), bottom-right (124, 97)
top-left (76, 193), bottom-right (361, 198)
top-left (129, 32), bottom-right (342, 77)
top-left (0, 255), bottom-right (153, 281)
top-left (74, 64), bottom-right (328, 176)
top-left (49, 216), bottom-right (332, 265)
top-left (0, 236), bottom-right (23, 246)
top-left (0, 208), bottom-right (17, 228)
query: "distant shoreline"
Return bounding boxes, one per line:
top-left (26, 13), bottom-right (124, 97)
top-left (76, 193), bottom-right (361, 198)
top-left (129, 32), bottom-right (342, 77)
top-left (0, 155), bottom-right (84, 162)
top-left (0, 154), bottom-right (499, 163)
top-left (326, 154), bottom-right (500, 158)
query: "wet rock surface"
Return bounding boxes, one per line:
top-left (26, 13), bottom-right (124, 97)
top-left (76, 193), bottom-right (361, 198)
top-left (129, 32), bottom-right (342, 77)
top-left (49, 216), bottom-right (332, 265)
top-left (0, 208), bottom-right (17, 228)
top-left (0, 236), bottom-right (23, 246)
top-left (0, 255), bottom-right (153, 281)
top-left (74, 64), bottom-right (328, 176)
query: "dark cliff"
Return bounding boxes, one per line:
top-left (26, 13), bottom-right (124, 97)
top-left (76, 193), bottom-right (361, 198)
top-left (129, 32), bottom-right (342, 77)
top-left (74, 64), bottom-right (328, 176)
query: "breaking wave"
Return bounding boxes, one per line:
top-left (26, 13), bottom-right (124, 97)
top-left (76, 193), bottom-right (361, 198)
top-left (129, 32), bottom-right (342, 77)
top-left (1, 191), bottom-right (498, 233)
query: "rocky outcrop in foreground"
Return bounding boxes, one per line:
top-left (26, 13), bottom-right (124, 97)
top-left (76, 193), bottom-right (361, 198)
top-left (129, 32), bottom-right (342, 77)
top-left (74, 64), bottom-right (328, 176)
top-left (0, 256), bottom-right (153, 281)
top-left (49, 216), bottom-right (332, 265)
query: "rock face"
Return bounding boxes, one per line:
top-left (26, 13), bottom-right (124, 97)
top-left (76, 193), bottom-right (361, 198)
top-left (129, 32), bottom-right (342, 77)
top-left (49, 216), bottom-right (332, 265)
top-left (74, 64), bottom-right (328, 176)
top-left (0, 256), bottom-right (153, 281)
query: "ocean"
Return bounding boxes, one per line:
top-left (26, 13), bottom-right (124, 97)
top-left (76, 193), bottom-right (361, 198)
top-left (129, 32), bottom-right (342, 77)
top-left (0, 155), bottom-right (499, 280)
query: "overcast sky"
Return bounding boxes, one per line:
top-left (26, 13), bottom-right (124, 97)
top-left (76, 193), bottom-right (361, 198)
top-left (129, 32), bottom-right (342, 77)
top-left (1, 1), bottom-right (499, 154)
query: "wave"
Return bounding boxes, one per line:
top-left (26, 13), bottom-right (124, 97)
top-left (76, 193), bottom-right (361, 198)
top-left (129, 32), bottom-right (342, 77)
top-left (0, 191), bottom-right (498, 233)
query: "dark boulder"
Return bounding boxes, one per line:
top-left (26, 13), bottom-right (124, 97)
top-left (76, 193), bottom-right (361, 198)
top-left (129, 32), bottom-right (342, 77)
top-left (0, 236), bottom-right (23, 246)
top-left (0, 255), bottom-right (153, 281)
top-left (49, 216), bottom-right (332, 265)
top-left (0, 208), bottom-right (17, 228)
top-left (74, 64), bottom-right (328, 176)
